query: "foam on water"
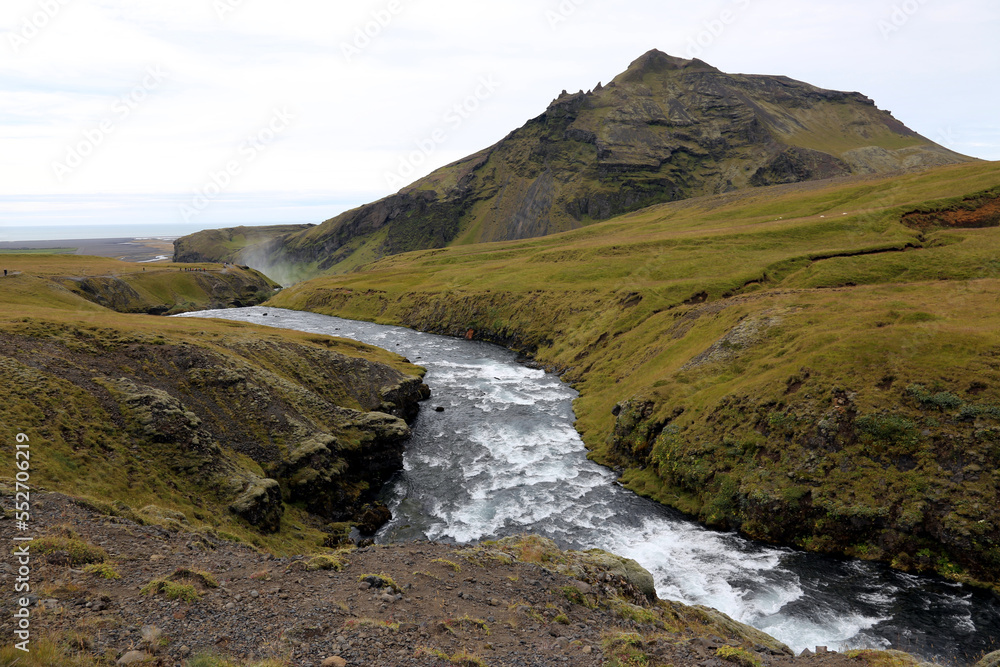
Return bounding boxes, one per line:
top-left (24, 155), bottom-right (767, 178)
top-left (179, 307), bottom-right (1000, 662)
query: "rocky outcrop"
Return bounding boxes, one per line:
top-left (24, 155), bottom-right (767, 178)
top-left (0, 318), bottom-right (429, 540)
top-left (182, 49), bottom-right (971, 279)
top-left (230, 478), bottom-right (284, 533)
top-left (57, 265), bottom-right (279, 314)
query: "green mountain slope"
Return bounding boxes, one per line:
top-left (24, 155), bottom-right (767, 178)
top-left (180, 50), bottom-right (971, 279)
top-left (269, 161), bottom-right (1000, 589)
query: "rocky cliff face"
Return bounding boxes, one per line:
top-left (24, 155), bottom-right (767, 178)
top-left (183, 50), bottom-right (971, 278)
top-left (0, 321), bottom-right (429, 541)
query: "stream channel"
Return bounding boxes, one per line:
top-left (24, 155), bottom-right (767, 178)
top-left (181, 306), bottom-right (1000, 663)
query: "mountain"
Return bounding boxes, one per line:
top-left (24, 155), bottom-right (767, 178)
top-left (176, 50), bottom-right (971, 279)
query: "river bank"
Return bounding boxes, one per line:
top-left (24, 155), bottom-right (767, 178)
top-left (2, 488), bottom-right (943, 667)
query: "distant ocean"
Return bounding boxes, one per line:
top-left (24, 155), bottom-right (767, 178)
top-left (0, 223), bottom-right (271, 243)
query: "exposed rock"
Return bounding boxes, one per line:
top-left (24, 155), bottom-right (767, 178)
top-left (576, 549), bottom-right (657, 600)
top-left (229, 477), bottom-right (283, 533)
top-left (354, 502), bottom-right (393, 534)
top-left (694, 607), bottom-right (793, 656)
top-left (116, 650), bottom-right (152, 665)
top-left (682, 312), bottom-right (784, 370)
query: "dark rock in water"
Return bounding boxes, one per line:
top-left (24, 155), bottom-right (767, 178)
top-left (378, 377), bottom-right (431, 422)
top-left (435, 406), bottom-right (445, 413)
top-left (354, 502), bottom-right (392, 535)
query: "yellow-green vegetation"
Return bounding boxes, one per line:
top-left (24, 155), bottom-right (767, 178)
top-left (269, 160), bottom-right (1000, 588)
top-left (31, 530), bottom-right (109, 566)
top-left (845, 649), bottom-right (936, 667)
top-left (0, 634), bottom-right (113, 666)
top-left (0, 256), bottom-right (428, 557)
top-left (344, 618), bottom-right (401, 631)
top-left (304, 553), bottom-right (346, 571)
top-left (83, 562), bottom-right (122, 580)
top-left (608, 598), bottom-right (663, 628)
top-left (171, 567), bottom-right (220, 588)
top-left (717, 645), bottom-right (764, 667)
top-left (139, 569), bottom-right (212, 603)
top-left (442, 615), bottom-right (491, 636)
top-left (173, 224), bottom-right (314, 264)
top-left (416, 647), bottom-right (489, 667)
top-left (358, 572), bottom-right (401, 591)
top-left (602, 632), bottom-right (651, 667)
top-left (140, 578), bottom-right (200, 603)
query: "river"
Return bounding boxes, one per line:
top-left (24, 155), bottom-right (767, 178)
top-left (180, 306), bottom-right (1000, 663)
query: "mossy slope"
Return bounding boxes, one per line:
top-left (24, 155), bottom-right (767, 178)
top-left (268, 160), bottom-right (1000, 587)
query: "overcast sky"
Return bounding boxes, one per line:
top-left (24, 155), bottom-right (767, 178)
top-left (1, 0), bottom-right (998, 239)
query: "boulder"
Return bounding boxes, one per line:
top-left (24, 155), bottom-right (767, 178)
top-left (354, 502), bottom-right (392, 534)
top-left (580, 549), bottom-right (657, 600)
top-left (229, 477), bottom-right (283, 533)
top-left (117, 651), bottom-right (152, 665)
top-left (976, 650), bottom-right (1000, 667)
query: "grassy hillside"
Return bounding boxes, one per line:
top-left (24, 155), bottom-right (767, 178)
top-left (0, 257), bottom-right (428, 554)
top-left (269, 161), bottom-right (1000, 589)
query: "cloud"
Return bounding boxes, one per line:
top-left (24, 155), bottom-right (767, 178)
top-left (1, 0), bottom-right (997, 232)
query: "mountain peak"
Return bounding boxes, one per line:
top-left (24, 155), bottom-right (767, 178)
top-left (616, 49), bottom-right (720, 82)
